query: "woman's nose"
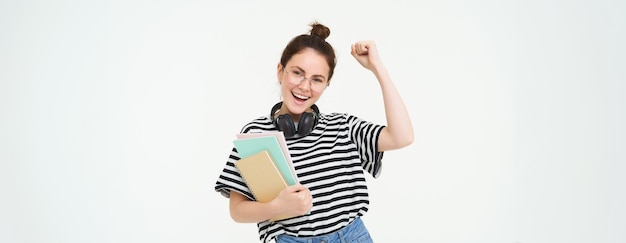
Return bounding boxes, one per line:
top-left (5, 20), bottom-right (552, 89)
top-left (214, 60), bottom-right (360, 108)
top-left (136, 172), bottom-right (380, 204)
top-left (297, 78), bottom-right (311, 90)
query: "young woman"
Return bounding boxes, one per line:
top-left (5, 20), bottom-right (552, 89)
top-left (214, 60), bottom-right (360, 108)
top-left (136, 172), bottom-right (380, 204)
top-left (215, 22), bottom-right (413, 243)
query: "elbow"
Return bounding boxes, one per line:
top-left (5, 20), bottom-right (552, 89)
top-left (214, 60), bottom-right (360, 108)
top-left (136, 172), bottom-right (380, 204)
top-left (396, 128), bottom-right (414, 148)
top-left (230, 207), bottom-right (254, 223)
top-left (229, 197), bottom-right (248, 223)
top-left (230, 214), bottom-right (245, 223)
top-left (393, 127), bottom-right (414, 149)
top-left (399, 133), bottom-right (414, 148)
top-left (229, 202), bottom-right (256, 223)
top-left (379, 128), bottom-right (414, 151)
top-left (229, 206), bottom-right (243, 223)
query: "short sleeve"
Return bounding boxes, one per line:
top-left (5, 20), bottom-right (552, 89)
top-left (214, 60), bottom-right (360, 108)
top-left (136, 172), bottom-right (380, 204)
top-left (214, 147), bottom-right (255, 200)
top-left (346, 115), bottom-right (385, 178)
top-left (214, 116), bottom-right (276, 200)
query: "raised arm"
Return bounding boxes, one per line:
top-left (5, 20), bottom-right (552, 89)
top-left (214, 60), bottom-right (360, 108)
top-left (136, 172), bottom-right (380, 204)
top-left (351, 41), bottom-right (414, 151)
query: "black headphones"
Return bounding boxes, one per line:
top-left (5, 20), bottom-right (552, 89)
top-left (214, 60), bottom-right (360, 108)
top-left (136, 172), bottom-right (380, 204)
top-left (270, 102), bottom-right (319, 138)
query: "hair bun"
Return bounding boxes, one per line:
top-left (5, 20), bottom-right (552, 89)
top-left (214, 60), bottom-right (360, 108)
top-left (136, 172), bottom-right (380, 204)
top-left (309, 21), bottom-right (330, 40)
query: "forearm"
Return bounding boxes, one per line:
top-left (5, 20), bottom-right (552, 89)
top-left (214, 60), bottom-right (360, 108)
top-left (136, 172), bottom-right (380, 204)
top-left (229, 192), bottom-right (279, 223)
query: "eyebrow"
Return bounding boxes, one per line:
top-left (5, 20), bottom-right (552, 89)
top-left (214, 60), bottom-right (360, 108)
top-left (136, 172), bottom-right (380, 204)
top-left (289, 66), bottom-right (328, 80)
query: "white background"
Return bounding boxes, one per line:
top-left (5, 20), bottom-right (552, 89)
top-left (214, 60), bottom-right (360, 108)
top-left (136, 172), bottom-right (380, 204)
top-left (1, 0), bottom-right (624, 242)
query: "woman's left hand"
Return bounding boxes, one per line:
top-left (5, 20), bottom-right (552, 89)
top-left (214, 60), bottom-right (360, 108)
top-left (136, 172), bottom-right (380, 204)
top-left (351, 41), bottom-right (383, 71)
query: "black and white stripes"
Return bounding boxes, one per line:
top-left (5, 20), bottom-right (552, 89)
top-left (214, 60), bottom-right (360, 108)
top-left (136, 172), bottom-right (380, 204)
top-left (215, 112), bottom-right (385, 243)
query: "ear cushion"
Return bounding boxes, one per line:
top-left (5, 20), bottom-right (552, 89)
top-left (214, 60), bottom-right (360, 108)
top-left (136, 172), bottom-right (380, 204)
top-left (297, 112), bottom-right (317, 136)
top-left (270, 102), bottom-right (319, 138)
top-left (275, 114), bottom-right (297, 138)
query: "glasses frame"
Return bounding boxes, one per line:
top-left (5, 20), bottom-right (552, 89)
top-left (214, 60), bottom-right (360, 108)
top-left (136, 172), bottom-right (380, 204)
top-left (283, 68), bottom-right (328, 90)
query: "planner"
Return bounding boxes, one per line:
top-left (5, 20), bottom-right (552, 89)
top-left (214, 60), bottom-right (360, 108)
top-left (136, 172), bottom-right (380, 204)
top-left (234, 150), bottom-right (291, 221)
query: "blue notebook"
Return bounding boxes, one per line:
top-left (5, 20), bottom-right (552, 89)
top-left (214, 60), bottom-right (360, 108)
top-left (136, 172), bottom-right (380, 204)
top-left (233, 135), bottom-right (297, 186)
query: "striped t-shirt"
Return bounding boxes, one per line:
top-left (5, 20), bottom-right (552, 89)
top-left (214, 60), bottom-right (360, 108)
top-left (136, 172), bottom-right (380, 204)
top-left (214, 111), bottom-right (385, 242)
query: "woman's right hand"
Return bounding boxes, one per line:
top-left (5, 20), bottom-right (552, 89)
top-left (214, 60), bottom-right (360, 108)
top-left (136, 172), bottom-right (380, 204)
top-left (272, 184), bottom-right (312, 217)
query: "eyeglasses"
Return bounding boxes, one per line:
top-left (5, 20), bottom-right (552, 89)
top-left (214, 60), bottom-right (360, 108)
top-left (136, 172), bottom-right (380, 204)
top-left (284, 68), bottom-right (328, 90)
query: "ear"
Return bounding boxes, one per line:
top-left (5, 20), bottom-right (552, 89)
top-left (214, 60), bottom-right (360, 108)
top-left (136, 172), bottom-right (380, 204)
top-left (277, 63), bottom-right (284, 84)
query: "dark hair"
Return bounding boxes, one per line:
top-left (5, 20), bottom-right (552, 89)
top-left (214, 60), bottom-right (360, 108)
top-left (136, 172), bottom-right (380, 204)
top-left (280, 22), bottom-right (337, 81)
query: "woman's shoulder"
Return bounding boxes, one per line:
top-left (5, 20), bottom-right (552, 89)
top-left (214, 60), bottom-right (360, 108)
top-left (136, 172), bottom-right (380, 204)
top-left (320, 112), bottom-right (347, 121)
top-left (320, 112), bottom-right (377, 127)
top-left (320, 112), bottom-right (359, 122)
top-left (239, 115), bottom-right (274, 133)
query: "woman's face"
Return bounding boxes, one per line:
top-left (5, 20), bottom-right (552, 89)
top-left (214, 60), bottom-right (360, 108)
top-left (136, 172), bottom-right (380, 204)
top-left (277, 48), bottom-right (330, 117)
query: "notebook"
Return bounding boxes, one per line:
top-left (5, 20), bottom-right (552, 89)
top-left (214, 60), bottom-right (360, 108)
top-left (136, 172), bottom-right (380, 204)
top-left (233, 135), bottom-right (297, 186)
top-left (234, 150), bottom-right (290, 221)
top-left (236, 132), bottom-right (297, 184)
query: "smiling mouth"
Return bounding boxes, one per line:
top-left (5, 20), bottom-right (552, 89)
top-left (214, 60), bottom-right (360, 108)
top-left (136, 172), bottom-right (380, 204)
top-left (292, 92), bottom-right (310, 101)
